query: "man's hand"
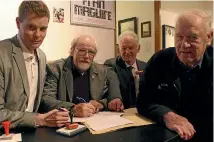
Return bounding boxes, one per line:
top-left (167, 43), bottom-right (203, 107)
top-left (73, 103), bottom-right (96, 117)
top-left (108, 98), bottom-right (124, 112)
top-left (89, 100), bottom-right (104, 113)
top-left (35, 109), bottom-right (70, 127)
top-left (163, 112), bottom-right (196, 140)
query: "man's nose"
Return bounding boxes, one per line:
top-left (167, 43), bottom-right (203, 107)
top-left (34, 30), bottom-right (41, 38)
top-left (83, 51), bottom-right (89, 58)
top-left (181, 38), bottom-right (191, 48)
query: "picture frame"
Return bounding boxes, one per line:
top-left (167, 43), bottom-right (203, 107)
top-left (162, 24), bottom-right (175, 49)
top-left (141, 21), bottom-right (151, 38)
top-left (118, 17), bottom-right (137, 36)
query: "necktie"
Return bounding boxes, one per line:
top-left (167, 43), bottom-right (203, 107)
top-left (128, 66), bottom-right (140, 96)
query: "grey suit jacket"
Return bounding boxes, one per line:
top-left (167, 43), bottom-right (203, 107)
top-left (41, 56), bottom-right (122, 111)
top-left (0, 36), bottom-right (46, 128)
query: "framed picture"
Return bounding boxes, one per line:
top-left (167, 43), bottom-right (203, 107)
top-left (53, 7), bottom-right (64, 23)
top-left (141, 21), bottom-right (151, 38)
top-left (162, 24), bottom-right (175, 49)
top-left (118, 17), bottom-right (137, 36)
top-left (70, 1), bottom-right (115, 29)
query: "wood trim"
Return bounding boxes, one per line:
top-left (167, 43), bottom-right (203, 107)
top-left (115, 0), bottom-right (117, 57)
top-left (154, 1), bottom-right (161, 52)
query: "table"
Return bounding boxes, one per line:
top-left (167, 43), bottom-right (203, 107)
top-left (2, 124), bottom-right (180, 142)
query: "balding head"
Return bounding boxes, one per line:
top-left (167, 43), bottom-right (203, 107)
top-left (176, 9), bottom-right (212, 33)
top-left (70, 35), bottom-right (98, 55)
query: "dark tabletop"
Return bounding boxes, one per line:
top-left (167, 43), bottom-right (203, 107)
top-left (1, 124), bottom-right (181, 142)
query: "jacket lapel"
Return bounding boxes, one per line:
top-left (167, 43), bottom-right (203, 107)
top-left (116, 57), bottom-right (131, 86)
top-left (11, 36), bottom-right (30, 97)
top-left (90, 63), bottom-right (101, 100)
top-left (136, 60), bottom-right (144, 78)
top-left (63, 57), bottom-right (73, 102)
top-left (33, 51), bottom-right (46, 112)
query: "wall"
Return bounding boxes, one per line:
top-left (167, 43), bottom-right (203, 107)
top-left (160, 1), bottom-right (213, 49)
top-left (161, 1), bottom-right (213, 27)
top-left (116, 1), bottom-right (155, 62)
top-left (0, 0), bottom-right (115, 63)
top-left (161, 1), bottom-right (213, 16)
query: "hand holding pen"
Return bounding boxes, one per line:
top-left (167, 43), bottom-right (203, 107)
top-left (73, 97), bottom-right (96, 117)
top-left (41, 108), bottom-right (70, 127)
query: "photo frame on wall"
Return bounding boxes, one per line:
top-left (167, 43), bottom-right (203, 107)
top-left (141, 21), bottom-right (151, 38)
top-left (118, 17), bottom-right (137, 36)
top-left (162, 24), bottom-right (175, 49)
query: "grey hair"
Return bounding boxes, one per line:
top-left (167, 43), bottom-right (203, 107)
top-left (176, 9), bottom-right (212, 32)
top-left (118, 30), bottom-right (139, 44)
top-left (70, 35), bottom-right (98, 54)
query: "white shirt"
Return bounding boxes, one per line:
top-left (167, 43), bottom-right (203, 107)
top-left (17, 35), bottom-right (39, 112)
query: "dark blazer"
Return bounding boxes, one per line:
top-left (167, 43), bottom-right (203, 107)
top-left (137, 47), bottom-right (213, 141)
top-left (41, 56), bottom-right (122, 111)
top-left (0, 36), bottom-right (46, 128)
top-left (104, 56), bottom-right (147, 109)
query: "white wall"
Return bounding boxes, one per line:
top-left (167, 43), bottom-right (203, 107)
top-left (161, 1), bottom-right (213, 16)
top-left (0, 0), bottom-right (115, 63)
top-left (161, 1), bottom-right (213, 27)
top-left (116, 1), bottom-right (155, 62)
top-left (160, 1), bottom-right (213, 49)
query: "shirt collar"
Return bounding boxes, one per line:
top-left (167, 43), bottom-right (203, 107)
top-left (179, 55), bottom-right (203, 72)
top-left (125, 61), bottom-right (138, 70)
top-left (17, 34), bottom-right (40, 61)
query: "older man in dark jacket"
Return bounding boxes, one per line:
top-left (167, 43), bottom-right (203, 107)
top-left (137, 9), bottom-right (213, 142)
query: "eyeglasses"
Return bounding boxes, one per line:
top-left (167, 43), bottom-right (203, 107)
top-left (75, 48), bottom-right (96, 58)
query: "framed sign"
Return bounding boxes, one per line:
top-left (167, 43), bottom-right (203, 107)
top-left (162, 24), bottom-right (175, 49)
top-left (118, 17), bottom-right (137, 36)
top-left (141, 21), bottom-right (151, 38)
top-left (70, 0), bottom-right (115, 29)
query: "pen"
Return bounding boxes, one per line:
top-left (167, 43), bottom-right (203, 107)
top-left (76, 97), bottom-right (86, 103)
top-left (58, 107), bottom-right (73, 123)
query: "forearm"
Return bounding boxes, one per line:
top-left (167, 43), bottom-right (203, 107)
top-left (41, 95), bottom-right (74, 112)
top-left (0, 108), bottom-right (36, 128)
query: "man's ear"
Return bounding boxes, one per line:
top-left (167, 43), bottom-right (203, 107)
top-left (137, 44), bottom-right (140, 53)
top-left (16, 17), bottom-right (21, 29)
top-left (207, 29), bottom-right (213, 45)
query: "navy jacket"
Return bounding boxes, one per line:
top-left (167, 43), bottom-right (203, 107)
top-left (105, 56), bottom-right (147, 109)
top-left (137, 46), bottom-right (213, 141)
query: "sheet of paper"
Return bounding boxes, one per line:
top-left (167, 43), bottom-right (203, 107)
top-left (73, 111), bottom-right (124, 123)
top-left (0, 133), bottom-right (22, 142)
top-left (85, 115), bottom-right (133, 131)
top-left (84, 108), bottom-right (154, 134)
top-left (12, 133), bottom-right (22, 142)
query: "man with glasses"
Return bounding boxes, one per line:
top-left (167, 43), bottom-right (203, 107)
top-left (42, 35), bottom-right (124, 117)
top-left (105, 31), bottom-right (146, 109)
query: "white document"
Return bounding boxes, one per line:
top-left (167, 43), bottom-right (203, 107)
top-left (0, 133), bottom-right (22, 142)
top-left (86, 115), bottom-right (133, 131)
top-left (73, 111), bottom-right (124, 123)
